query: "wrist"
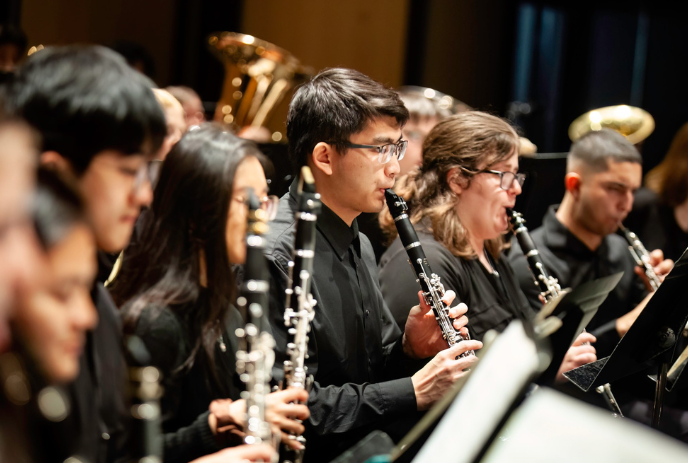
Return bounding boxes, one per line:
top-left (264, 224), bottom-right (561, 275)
top-left (403, 332), bottom-right (419, 359)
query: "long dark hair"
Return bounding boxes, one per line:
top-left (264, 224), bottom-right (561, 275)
top-left (111, 123), bottom-right (264, 373)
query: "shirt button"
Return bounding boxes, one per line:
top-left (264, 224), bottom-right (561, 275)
top-left (101, 432), bottom-right (110, 440)
top-left (365, 310), bottom-right (370, 317)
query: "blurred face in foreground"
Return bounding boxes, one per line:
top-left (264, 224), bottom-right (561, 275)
top-left (0, 123), bottom-right (42, 352)
top-left (13, 223), bottom-right (98, 383)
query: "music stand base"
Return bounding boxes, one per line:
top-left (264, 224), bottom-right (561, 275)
top-left (653, 362), bottom-right (669, 429)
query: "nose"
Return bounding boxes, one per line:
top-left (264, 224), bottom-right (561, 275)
top-left (621, 189), bottom-right (634, 213)
top-left (509, 178), bottom-right (523, 196)
top-left (385, 153), bottom-right (401, 179)
top-left (72, 292), bottom-right (98, 332)
top-left (134, 178), bottom-right (154, 208)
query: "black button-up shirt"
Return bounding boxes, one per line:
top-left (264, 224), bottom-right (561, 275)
top-left (379, 227), bottom-right (534, 342)
top-left (264, 180), bottom-right (417, 462)
top-left (508, 205), bottom-right (648, 357)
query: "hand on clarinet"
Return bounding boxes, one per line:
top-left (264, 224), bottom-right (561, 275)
top-left (634, 249), bottom-right (673, 292)
top-left (264, 388), bottom-right (310, 451)
top-left (208, 389), bottom-right (309, 451)
top-left (402, 290), bottom-right (471, 359)
top-left (411, 339), bottom-right (481, 410)
top-left (556, 331), bottom-right (597, 383)
top-left (190, 444), bottom-right (276, 462)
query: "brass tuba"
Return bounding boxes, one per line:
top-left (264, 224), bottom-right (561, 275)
top-left (568, 105), bottom-right (655, 145)
top-left (208, 32), bottom-right (312, 139)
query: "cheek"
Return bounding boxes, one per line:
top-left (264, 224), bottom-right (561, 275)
top-left (225, 215), bottom-right (246, 264)
top-left (16, 294), bottom-right (65, 370)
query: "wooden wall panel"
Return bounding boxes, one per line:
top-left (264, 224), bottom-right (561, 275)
top-left (242, 0), bottom-right (410, 88)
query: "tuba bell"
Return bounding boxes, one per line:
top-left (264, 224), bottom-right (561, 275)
top-left (208, 32), bottom-right (312, 139)
top-left (568, 105), bottom-right (655, 145)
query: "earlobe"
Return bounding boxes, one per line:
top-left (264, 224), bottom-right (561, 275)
top-left (40, 151), bottom-right (73, 174)
top-left (564, 173), bottom-right (582, 197)
top-left (311, 142), bottom-right (334, 177)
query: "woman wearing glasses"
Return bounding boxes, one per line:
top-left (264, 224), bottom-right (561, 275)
top-left (110, 124), bottom-right (307, 463)
top-left (378, 112), bottom-right (596, 379)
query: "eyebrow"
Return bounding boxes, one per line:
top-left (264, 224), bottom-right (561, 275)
top-left (372, 134), bottom-right (403, 144)
top-left (603, 180), bottom-right (635, 190)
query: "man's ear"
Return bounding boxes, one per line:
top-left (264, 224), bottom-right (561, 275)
top-left (564, 172), bottom-right (582, 198)
top-left (311, 142), bottom-right (335, 177)
top-left (40, 151), bottom-right (73, 175)
top-left (446, 167), bottom-right (465, 195)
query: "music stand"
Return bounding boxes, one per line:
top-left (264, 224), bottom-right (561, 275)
top-left (535, 272), bottom-right (624, 385)
top-left (480, 387), bottom-right (688, 463)
top-left (564, 247), bottom-right (688, 428)
top-left (391, 320), bottom-right (546, 463)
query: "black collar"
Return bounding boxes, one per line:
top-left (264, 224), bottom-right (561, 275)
top-left (542, 205), bottom-right (609, 257)
top-left (288, 178), bottom-right (359, 261)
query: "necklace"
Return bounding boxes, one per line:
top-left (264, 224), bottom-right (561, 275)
top-left (483, 248), bottom-right (500, 278)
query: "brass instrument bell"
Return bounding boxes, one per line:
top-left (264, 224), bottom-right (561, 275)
top-left (568, 105), bottom-right (655, 145)
top-left (208, 32), bottom-right (312, 136)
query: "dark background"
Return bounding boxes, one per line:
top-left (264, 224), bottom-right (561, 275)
top-left (3, 0), bottom-right (688, 174)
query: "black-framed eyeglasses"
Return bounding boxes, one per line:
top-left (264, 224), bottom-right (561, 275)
top-left (478, 170), bottom-right (527, 190)
top-left (345, 139), bottom-right (408, 164)
top-left (232, 194), bottom-right (280, 221)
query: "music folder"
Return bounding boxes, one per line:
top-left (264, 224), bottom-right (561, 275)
top-left (535, 272), bottom-right (623, 385)
top-left (479, 387), bottom-right (688, 463)
top-left (390, 320), bottom-right (546, 463)
top-left (565, 247), bottom-right (688, 392)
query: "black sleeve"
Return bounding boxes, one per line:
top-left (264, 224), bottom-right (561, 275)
top-left (134, 307), bottom-right (222, 461)
top-left (267, 252), bottom-right (417, 436)
top-left (506, 237), bottom-right (544, 311)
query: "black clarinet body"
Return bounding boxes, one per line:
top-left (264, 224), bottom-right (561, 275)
top-left (279, 167), bottom-right (320, 463)
top-left (236, 189), bottom-right (275, 446)
top-left (384, 189), bottom-right (474, 355)
top-left (508, 209), bottom-right (560, 303)
top-left (126, 335), bottom-right (163, 463)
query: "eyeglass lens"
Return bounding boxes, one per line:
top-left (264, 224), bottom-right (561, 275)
top-left (499, 172), bottom-right (526, 190)
top-left (379, 140), bottom-right (408, 164)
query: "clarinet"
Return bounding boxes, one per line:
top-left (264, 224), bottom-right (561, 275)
top-left (279, 167), bottom-right (320, 463)
top-left (235, 189), bottom-right (276, 447)
top-left (618, 224), bottom-right (662, 292)
top-left (508, 209), bottom-right (561, 303)
top-left (126, 335), bottom-right (163, 462)
top-left (508, 209), bottom-right (623, 417)
top-left (384, 189), bottom-right (474, 355)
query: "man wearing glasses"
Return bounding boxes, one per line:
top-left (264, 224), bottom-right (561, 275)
top-left (263, 68), bottom-right (481, 462)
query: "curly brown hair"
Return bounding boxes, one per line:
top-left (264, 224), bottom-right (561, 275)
top-left (380, 111), bottom-right (519, 258)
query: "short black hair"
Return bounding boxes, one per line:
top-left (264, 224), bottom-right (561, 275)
top-left (7, 45), bottom-right (166, 174)
top-left (33, 167), bottom-right (86, 250)
top-left (286, 67), bottom-right (409, 170)
top-left (568, 129), bottom-right (642, 172)
top-left (0, 24), bottom-right (27, 53)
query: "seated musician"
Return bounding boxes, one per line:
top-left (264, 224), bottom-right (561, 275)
top-left (378, 111), bottom-right (595, 379)
top-left (506, 129), bottom-right (688, 437)
top-left (263, 68), bottom-right (481, 462)
top-left (111, 124), bottom-right (308, 463)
